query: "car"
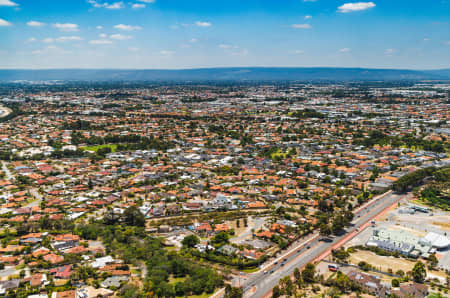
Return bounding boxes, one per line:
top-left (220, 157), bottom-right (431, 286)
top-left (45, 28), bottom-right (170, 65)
top-left (274, 261), bottom-right (278, 265)
top-left (307, 245), bottom-right (311, 249)
top-left (297, 249), bottom-right (302, 253)
top-left (270, 270), bottom-right (274, 273)
top-left (263, 270), bottom-right (268, 274)
top-left (283, 258), bottom-right (288, 262)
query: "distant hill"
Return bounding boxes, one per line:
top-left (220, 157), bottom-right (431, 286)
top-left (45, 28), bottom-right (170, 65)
top-left (0, 67), bottom-right (449, 82)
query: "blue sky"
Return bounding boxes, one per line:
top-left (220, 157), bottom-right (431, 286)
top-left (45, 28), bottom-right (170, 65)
top-left (0, 0), bottom-right (449, 69)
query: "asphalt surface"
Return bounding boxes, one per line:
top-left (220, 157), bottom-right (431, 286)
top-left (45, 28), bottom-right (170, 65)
top-left (241, 192), bottom-right (405, 298)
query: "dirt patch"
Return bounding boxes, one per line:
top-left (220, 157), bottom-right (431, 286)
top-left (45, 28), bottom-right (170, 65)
top-left (349, 250), bottom-right (448, 280)
top-left (389, 224), bottom-right (426, 237)
top-left (226, 218), bottom-right (250, 236)
top-left (432, 221), bottom-right (450, 231)
top-left (349, 250), bottom-right (415, 273)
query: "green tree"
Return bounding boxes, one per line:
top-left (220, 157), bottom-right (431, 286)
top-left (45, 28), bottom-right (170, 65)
top-left (272, 285), bottom-right (281, 298)
top-left (334, 271), bottom-right (352, 293)
top-left (182, 235), bottom-right (200, 248)
top-left (302, 263), bottom-right (316, 283)
top-left (279, 276), bottom-right (294, 296)
top-left (123, 206), bottom-right (145, 227)
top-left (412, 261), bottom-right (427, 283)
top-left (319, 223), bottom-right (332, 236)
top-left (427, 254), bottom-right (438, 270)
top-left (332, 248), bottom-right (350, 263)
top-left (211, 231), bottom-right (230, 246)
top-left (391, 279), bottom-right (400, 287)
top-left (224, 284), bottom-right (243, 298)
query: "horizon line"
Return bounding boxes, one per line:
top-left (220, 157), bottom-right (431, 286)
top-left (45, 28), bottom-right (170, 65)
top-left (0, 66), bottom-right (449, 71)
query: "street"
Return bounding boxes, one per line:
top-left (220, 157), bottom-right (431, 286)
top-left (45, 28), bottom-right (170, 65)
top-left (240, 191), bottom-right (406, 298)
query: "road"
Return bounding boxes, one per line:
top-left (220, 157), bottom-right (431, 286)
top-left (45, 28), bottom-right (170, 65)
top-left (25, 188), bottom-right (43, 208)
top-left (241, 191), bottom-right (406, 298)
top-left (1, 161), bottom-right (13, 181)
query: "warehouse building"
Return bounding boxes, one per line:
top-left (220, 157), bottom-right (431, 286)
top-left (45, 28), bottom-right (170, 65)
top-left (366, 228), bottom-right (433, 258)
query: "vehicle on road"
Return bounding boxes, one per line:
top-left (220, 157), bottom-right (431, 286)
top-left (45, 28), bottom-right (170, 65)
top-left (319, 237), bottom-right (332, 242)
top-left (328, 264), bottom-right (339, 272)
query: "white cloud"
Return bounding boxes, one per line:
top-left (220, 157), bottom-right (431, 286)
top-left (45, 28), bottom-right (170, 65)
top-left (32, 46), bottom-right (72, 55)
top-left (89, 39), bottom-right (113, 45)
top-left (56, 36), bottom-right (83, 42)
top-left (339, 48), bottom-right (351, 53)
top-left (293, 50), bottom-right (305, 54)
top-left (195, 21), bottom-right (211, 27)
top-left (27, 21), bottom-right (45, 27)
top-left (303, 0), bottom-right (317, 2)
top-left (105, 2), bottom-right (124, 9)
top-left (42, 38), bottom-right (54, 43)
top-left (128, 47), bottom-right (139, 52)
top-left (160, 50), bottom-right (174, 56)
top-left (31, 49), bottom-right (44, 55)
top-left (232, 48), bottom-right (248, 56)
top-left (0, 18), bottom-right (12, 26)
top-left (338, 2), bottom-right (376, 13)
top-left (54, 23), bottom-right (79, 32)
top-left (219, 44), bottom-right (231, 49)
top-left (114, 24), bottom-right (142, 31)
top-left (137, 0), bottom-right (155, 2)
top-left (97, 25), bottom-right (103, 30)
top-left (132, 3), bottom-right (145, 9)
top-left (189, 38), bottom-right (198, 43)
top-left (0, 0), bottom-right (18, 6)
top-left (25, 37), bottom-right (37, 43)
top-left (110, 33), bottom-right (132, 40)
top-left (385, 48), bottom-right (396, 56)
top-left (88, 0), bottom-right (125, 9)
top-left (291, 23), bottom-right (312, 29)
top-left (99, 33), bottom-right (107, 38)
top-left (304, 15), bottom-right (312, 20)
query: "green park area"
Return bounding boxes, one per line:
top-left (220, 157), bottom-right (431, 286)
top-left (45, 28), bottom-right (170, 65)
top-left (81, 144), bottom-right (118, 153)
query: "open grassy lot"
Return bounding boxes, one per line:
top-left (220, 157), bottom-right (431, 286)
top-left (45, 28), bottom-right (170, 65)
top-left (349, 250), bottom-right (448, 280)
top-left (81, 144), bottom-right (118, 153)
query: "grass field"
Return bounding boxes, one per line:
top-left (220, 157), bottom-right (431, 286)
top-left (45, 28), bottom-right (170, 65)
top-left (81, 144), bottom-right (118, 153)
top-left (169, 276), bottom-right (187, 284)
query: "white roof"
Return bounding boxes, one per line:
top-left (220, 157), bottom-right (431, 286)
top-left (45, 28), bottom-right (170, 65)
top-left (424, 232), bottom-right (450, 249)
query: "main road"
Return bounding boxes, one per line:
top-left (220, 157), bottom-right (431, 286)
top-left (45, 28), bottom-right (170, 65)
top-left (240, 191), bottom-right (406, 298)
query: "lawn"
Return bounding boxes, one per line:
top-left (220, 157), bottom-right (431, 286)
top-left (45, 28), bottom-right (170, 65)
top-left (169, 276), bottom-right (186, 284)
top-left (81, 144), bottom-right (118, 153)
top-left (242, 267), bottom-right (259, 273)
top-left (271, 149), bottom-right (287, 160)
top-left (428, 293), bottom-right (447, 298)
